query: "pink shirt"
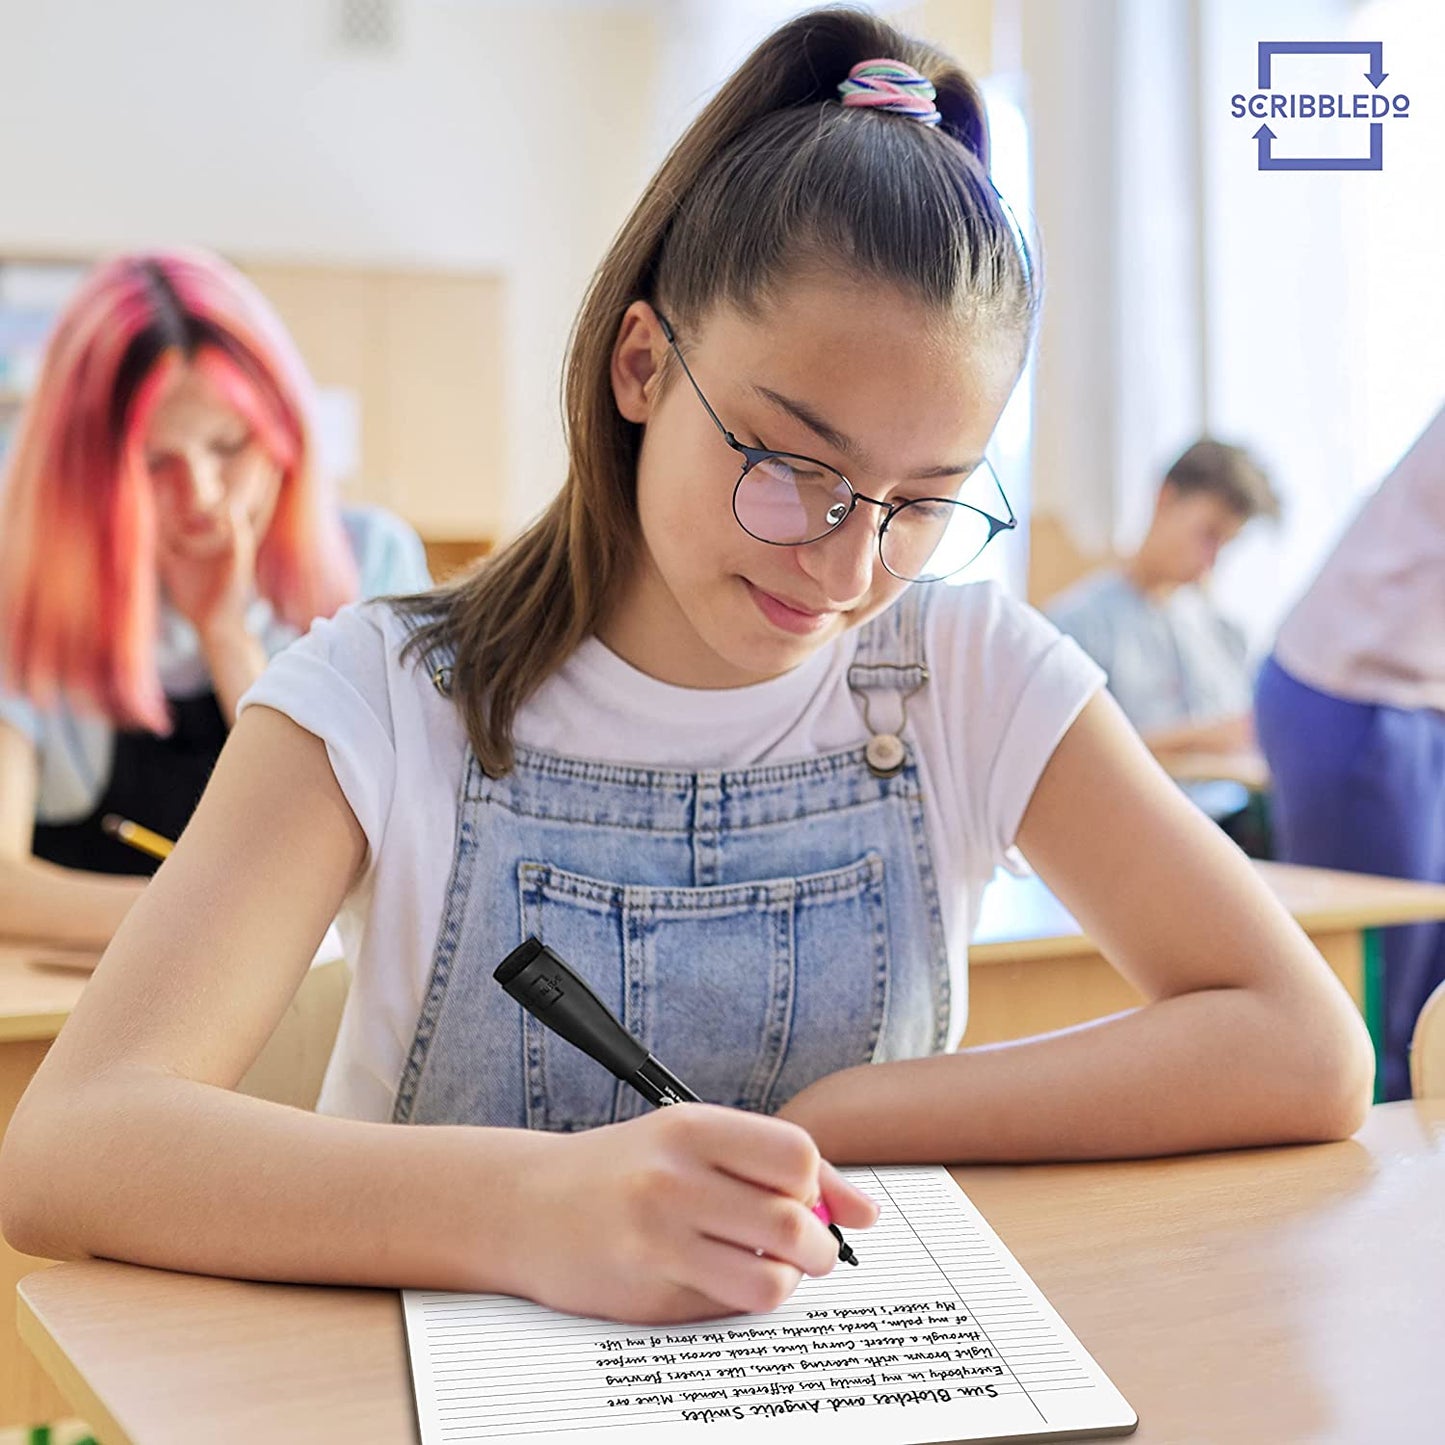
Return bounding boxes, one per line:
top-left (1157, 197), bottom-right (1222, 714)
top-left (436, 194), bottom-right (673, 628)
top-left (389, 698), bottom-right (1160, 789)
top-left (1275, 406), bottom-right (1445, 712)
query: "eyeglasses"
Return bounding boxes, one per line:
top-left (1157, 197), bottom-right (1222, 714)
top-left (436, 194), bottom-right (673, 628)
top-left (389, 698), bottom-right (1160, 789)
top-left (654, 313), bottom-right (1016, 583)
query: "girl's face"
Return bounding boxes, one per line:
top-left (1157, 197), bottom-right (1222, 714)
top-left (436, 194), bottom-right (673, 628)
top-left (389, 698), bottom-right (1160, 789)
top-left (606, 276), bottom-right (1021, 688)
top-left (144, 362), bottom-right (283, 562)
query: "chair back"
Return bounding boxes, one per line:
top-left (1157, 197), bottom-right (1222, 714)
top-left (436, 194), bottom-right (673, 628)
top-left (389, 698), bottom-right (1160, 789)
top-left (236, 956), bottom-right (350, 1110)
top-left (1410, 978), bottom-right (1445, 1099)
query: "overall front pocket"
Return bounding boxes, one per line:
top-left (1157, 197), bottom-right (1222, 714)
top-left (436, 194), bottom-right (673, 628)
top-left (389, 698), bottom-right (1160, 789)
top-left (516, 853), bottom-right (890, 1131)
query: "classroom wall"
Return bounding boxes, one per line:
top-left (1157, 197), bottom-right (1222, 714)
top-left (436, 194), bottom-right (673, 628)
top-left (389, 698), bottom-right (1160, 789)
top-left (0, 0), bottom-right (1100, 592)
top-left (7, 0), bottom-right (1425, 620)
top-left (0, 0), bottom-right (659, 538)
top-left (239, 261), bottom-right (509, 540)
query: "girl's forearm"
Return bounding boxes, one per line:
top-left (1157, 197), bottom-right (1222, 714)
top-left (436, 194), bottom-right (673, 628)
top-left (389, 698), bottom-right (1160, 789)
top-left (778, 985), bottom-right (1374, 1164)
top-left (0, 855), bottom-right (145, 950)
top-left (200, 621), bottom-right (269, 725)
top-left (0, 1068), bottom-right (559, 1295)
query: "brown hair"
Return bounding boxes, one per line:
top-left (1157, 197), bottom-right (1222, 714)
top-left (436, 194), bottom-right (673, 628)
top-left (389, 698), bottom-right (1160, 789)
top-left (397, 5), bottom-right (1039, 775)
top-left (1163, 439), bottom-right (1280, 521)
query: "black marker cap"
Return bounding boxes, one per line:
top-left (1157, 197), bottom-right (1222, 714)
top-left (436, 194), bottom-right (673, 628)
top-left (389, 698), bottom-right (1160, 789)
top-left (494, 937), bottom-right (649, 1080)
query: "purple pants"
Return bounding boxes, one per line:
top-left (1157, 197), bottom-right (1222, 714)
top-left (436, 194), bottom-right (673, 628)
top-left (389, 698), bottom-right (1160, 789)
top-left (1255, 655), bottom-right (1445, 1100)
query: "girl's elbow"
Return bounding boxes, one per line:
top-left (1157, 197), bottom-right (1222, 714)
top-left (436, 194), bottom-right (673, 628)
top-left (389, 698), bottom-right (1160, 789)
top-left (0, 1191), bottom-right (54, 1263)
top-left (0, 1113), bottom-right (55, 1258)
top-left (1298, 1012), bottom-right (1376, 1142)
top-left (0, 1097), bottom-right (91, 1262)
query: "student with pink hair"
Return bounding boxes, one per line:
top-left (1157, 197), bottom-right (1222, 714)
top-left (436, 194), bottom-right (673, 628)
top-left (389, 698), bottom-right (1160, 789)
top-left (0, 249), bottom-right (429, 947)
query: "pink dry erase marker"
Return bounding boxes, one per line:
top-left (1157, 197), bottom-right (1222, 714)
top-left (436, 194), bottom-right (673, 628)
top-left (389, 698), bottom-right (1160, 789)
top-left (811, 1197), bottom-right (858, 1266)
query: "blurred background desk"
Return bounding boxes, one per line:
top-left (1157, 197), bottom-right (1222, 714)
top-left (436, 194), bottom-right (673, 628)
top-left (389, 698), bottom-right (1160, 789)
top-left (0, 944), bottom-right (348, 1433)
top-left (966, 861), bottom-right (1445, 1099)
top-left (1158, 748), bottom-right (1270, 791)
top-left (0, 944), bottom-right (95, 1428)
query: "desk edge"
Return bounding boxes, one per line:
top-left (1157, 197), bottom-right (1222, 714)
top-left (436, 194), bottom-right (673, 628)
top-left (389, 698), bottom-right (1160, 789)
top-left (17, 1275), bottom-right (136, 1445)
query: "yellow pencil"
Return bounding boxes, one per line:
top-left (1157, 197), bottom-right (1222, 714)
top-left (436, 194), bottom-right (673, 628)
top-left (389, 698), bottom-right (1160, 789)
top-left (101, 813), bottom-right (175, 861)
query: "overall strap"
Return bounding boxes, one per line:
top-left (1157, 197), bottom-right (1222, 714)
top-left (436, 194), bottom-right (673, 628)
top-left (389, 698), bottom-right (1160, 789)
top-left (846, 587), bottom-right (931, 778)
top-left (395, 606), bottom-right (459, 700)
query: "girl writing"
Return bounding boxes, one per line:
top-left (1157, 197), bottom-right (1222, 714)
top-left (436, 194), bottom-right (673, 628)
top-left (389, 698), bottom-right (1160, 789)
top-left (1, 11), bottom-right (1371, 1325)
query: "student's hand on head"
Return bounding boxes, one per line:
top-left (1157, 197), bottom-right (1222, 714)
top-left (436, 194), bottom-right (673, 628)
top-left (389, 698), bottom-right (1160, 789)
top-left (515, 1104), bottom-right (879, 1324)
top-left (158, 489), bottom-right (262, 644)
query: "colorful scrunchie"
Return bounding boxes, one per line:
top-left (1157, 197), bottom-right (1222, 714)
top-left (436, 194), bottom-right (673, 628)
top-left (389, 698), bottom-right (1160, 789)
top-left (837, 58), bottom-right (942, 127)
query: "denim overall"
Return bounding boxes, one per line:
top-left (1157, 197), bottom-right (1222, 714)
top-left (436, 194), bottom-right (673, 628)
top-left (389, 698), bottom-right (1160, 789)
top-left (392, 590), bottom-right (950, 1130)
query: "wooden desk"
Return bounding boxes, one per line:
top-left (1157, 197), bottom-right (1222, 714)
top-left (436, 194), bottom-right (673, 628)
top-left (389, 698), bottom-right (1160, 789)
top-left (16, 1101), bottom-right (1444, 1444)
top-left (0, 943), bottom-right (96, 1428)
top-left (1158, 748), bottom-right (1270, 790)
top-left (0, 942), bottom-right (348, 1430)
top-left (966, 862), bottom-right (1445, 1096)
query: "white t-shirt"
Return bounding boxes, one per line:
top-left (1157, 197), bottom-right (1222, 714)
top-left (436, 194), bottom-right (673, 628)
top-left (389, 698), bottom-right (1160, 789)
top-left (1274, 404), bottom-right (1445, 712)
top-left (240, 582), bottom-right (1104, 1120)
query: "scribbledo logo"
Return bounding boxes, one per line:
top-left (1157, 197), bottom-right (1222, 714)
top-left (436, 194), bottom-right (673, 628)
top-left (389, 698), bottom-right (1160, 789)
top-left (1230, 40), bottom-right (1410, 170)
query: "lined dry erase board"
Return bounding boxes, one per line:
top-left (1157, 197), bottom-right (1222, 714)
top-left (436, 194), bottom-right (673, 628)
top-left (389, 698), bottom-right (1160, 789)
top-left (403, 1164), bottom-right (1137, 1444)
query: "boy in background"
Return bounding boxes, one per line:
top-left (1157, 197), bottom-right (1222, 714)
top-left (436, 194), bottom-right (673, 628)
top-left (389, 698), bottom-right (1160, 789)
top-left (1047, 439), bottom-right (1279, 765)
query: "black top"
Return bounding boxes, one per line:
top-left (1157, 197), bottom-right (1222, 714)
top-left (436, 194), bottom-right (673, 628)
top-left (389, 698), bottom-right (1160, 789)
top-left (31, 690), bottom-right (229, 876)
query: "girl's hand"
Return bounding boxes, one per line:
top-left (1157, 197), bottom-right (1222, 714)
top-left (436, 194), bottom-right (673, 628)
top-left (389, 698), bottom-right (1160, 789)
top-left (157, 491), bottom-right (261, 643)
top-left (513, 1104), bottom-right (879, 1324)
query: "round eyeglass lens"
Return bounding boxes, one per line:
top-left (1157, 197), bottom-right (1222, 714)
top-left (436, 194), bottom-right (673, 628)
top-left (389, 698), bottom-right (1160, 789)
top-left (733, 454), bottom-right (853, 545)
top-left (880, 499), bottom-right (994, 581)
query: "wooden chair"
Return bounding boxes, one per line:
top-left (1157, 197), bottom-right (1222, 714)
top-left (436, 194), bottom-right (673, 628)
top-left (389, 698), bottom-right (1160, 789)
top-left (1410, 978), bottom-right (1445, 1099)
top-left (236, 956), bottom-right (350, 1111)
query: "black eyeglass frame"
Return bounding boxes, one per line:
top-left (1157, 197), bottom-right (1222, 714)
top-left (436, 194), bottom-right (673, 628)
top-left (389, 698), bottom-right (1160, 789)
top-left (654, 312), bottom-right (1017, 583)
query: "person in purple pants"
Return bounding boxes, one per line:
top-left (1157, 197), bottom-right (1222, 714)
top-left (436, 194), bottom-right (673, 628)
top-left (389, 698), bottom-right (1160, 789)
top-left (1256, 405), bottom-right (1445, 1100)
